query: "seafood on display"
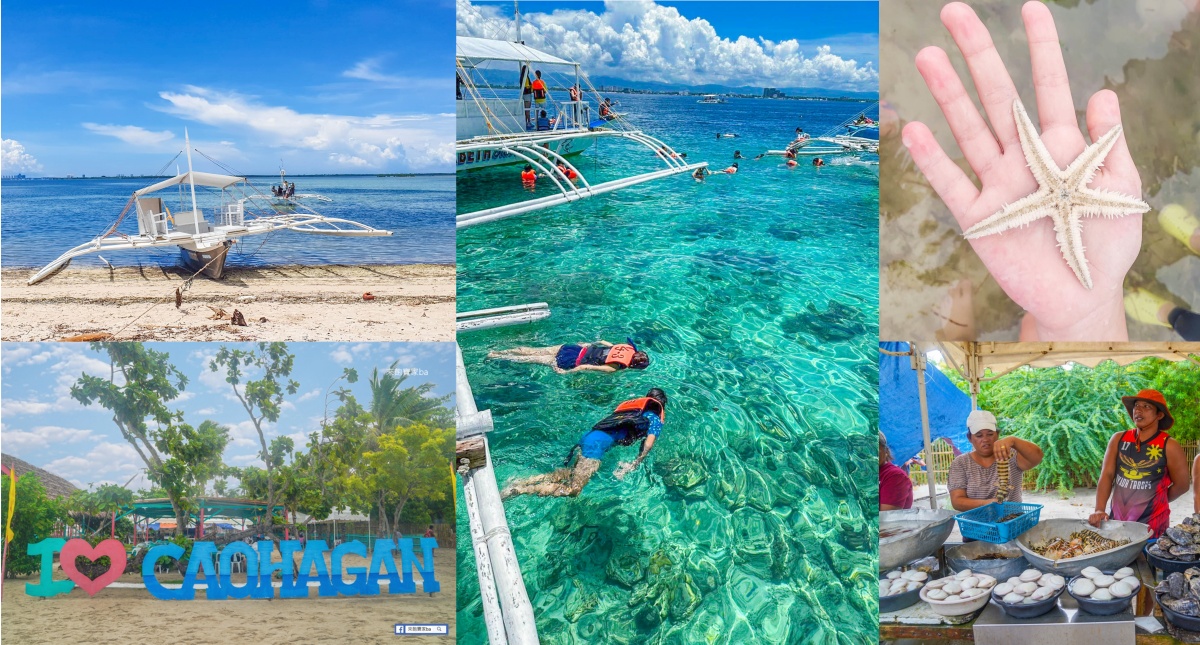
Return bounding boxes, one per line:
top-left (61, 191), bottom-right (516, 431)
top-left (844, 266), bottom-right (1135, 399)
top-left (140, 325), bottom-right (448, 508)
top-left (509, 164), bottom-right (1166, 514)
top-left (923, 569), bottom-right (997, 602)
top-left (880, 568), bottom-right (929, 598)
top-left (1148, 513), bottom-right (1200, 562)
top-left (1030, 530), bottom-right (1131, 561)
top-left (992, 569), bottom-right (1066, 605)
top-left (1070, 567), bottom-right (1139, 600)
top-left (1156, 568), bottom-right (1200, 617)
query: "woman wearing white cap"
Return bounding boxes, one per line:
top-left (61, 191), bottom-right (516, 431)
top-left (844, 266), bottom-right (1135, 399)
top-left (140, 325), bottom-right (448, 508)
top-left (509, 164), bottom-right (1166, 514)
top-left (947, 410), bottom-right (1044, 511)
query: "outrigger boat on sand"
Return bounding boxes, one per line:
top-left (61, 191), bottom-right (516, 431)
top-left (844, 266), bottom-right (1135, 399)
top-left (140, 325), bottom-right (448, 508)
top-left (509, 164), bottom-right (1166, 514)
top-left (27, 131), bottom-right (391, 285)
top-left (455, 35), bottom-right (706, 229)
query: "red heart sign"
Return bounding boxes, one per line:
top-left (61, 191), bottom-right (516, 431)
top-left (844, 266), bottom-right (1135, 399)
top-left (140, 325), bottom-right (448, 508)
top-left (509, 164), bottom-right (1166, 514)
top-left (60, 538), bottom-right (127, 597)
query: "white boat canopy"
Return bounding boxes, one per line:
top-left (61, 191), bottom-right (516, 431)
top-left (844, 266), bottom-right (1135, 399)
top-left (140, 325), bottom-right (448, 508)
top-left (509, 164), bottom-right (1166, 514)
top-left (456, 36), bottom-right (573, 66)
top-left (134, 171), bottom-right (244, 197)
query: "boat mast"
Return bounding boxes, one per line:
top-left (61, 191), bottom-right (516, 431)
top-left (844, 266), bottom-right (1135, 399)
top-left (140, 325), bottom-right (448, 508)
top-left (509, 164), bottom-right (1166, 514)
top-left (515, 0), bottom-right (521, 42)
top-left (184, 128), bottom-right (198, 217)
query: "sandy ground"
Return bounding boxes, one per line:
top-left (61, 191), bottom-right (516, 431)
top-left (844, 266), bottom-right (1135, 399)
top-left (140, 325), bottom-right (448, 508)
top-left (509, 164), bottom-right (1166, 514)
top-left (0, 264), bottom-right (455, 342)
top-left (0, 550), bottom-right (454, 645)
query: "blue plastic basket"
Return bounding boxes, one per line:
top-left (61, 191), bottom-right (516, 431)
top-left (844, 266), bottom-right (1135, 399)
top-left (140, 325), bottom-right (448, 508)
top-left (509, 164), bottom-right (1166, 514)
top-left (955, 502), bottom-right (1043, 544)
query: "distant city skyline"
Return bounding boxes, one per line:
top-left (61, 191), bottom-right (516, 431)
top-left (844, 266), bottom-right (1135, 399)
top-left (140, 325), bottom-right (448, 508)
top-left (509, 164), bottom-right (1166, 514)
top-left (1, 1), bottom-right (454, 177)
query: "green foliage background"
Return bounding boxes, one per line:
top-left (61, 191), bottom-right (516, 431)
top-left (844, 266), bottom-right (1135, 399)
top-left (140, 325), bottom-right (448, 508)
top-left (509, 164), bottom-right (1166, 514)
top-left (1, 474), bottom-right (66, 576)
top-left (941, 355), bottom-right (1199, 494)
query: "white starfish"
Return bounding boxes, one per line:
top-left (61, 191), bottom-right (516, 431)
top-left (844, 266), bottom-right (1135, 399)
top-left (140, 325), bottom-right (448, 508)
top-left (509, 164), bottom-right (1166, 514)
top-left (962, 100), bottom-right (1149, 289)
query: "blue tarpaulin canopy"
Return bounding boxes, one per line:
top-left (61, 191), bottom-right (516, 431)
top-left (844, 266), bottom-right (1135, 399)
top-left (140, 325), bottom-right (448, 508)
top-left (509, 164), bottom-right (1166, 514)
top-left (879, 341), bottom-right (972, 467)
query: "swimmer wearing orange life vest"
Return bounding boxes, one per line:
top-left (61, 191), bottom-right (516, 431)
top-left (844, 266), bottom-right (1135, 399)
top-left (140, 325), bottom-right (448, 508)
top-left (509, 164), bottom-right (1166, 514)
top-left (812, 157), bottom-right (825, 167)
top-left (720, 162), bottom-right (739, 174)
top-left (501, 388), bottom-right (667, 498)
top-left (520, 164), bottom-right (537, 186)
top-left (555, 161), bottom-right (579, 182)
top-left (786, 159), bottom-right (798, 168)
top-left (488, 339), bottom-right (650, 374)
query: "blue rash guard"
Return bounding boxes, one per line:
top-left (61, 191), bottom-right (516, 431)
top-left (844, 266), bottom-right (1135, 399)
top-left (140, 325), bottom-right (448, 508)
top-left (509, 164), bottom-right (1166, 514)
top-left (578, 412), bottom-right (663, 460)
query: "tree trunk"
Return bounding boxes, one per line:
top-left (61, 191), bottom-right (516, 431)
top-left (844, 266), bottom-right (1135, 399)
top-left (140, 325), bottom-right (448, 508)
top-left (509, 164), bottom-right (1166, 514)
top-left (172, 498), bottom-right (188, 540)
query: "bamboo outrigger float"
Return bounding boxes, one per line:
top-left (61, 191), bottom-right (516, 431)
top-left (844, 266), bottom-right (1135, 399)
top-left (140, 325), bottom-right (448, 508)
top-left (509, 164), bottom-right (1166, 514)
top-left (456, 34), bottom-right (706, 229)
top-left (27, 130), bottom-right (392, 285)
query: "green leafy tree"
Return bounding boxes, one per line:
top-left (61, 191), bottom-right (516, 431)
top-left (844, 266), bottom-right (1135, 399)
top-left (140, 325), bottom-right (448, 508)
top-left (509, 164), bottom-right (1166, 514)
top-left (367, 362), bottom-right (450, 436)
top-left (72, 343), bottom-right (229, 535)
top-left (1, 474), bottom-right (67, 576)
top-left (209, 343), bottom-right (299, 529)
top-left (1140, 356), bottom-right (1200, 441)
top-left (975, 361), bottom-right (1149, 494)
top-left (356, 423), bottom-right (454, 535)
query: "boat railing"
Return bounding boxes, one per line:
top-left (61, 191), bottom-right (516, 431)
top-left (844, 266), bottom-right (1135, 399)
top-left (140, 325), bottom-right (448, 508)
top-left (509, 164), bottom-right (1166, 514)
top-left (217, 201), bottom-right (245, 228)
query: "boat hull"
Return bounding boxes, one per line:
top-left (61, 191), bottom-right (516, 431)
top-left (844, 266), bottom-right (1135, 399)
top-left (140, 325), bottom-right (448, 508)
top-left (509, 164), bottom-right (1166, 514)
top-left (180, 241), bottom-right (232, 279)
top-left (456, 136), bottom-right (595, 171)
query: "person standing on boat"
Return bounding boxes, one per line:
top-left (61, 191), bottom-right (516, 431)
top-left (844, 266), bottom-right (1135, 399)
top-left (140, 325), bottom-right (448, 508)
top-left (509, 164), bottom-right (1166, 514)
top-left (531, 70), bottom-right (548, 108)
top-left (521, 64), bottom-right (533, 128)
top-left (947, 410), bottom-right (1043, 511)
top-left (501, 389), bottom-right (667, 498)
top-left (1092, 390), bottom-right (1188, 538)
top-left (488, 340), bottom-right (650, 374)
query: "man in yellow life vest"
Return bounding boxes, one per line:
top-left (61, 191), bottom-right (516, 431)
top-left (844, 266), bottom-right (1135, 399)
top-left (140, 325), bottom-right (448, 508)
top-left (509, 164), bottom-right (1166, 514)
top-left (501, 389), bottom-right (667, 498)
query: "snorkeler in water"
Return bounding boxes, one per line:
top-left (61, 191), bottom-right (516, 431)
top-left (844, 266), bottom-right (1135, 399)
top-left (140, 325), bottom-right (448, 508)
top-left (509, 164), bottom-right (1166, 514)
top-left (813, 157), bottom-right (825, 167)
top-left (721, 162), bottom-right (739, 174)
top-left (692, 166), bottom-right (711, 181)
top-left (734, 150), bottom-right (746, 159)
top-left (501, 388), bottom-right (667, 497)
top-left (488, 340), bottom-right (650, 374)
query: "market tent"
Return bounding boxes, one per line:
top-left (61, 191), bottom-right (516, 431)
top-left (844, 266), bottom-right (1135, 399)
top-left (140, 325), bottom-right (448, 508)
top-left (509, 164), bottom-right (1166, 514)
top-left (936, 342), bottom-right (1200, 399)
top-left (880, 341), bottom-right (972, 467)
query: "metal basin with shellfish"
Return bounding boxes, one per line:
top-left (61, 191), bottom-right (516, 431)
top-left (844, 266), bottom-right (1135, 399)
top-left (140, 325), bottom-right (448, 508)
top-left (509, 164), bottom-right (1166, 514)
top-left (1015, 519), bottom-right (1152, 577)
top-left (880, 508), bottom-right (958, 571)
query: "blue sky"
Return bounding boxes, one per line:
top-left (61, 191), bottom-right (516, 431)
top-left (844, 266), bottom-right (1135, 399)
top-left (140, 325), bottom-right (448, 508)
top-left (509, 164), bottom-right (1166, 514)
top-left (0, 342), bottom-right (455, 491)
top-left (458, 0), bottom-right (879, 91)
top-left (1, 1), bottom-right (454, 177)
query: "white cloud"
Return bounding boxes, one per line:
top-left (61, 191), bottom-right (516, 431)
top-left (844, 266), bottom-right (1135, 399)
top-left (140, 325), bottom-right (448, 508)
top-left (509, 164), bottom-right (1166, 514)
top-left (44, 441), bottom-right (144, 489)
top-left (83, 123), bottom-right (176, 146)
top-left (330, 346), bottom-right (354, 365)
top-left (296, 389), bottom-right (322, 403)
top-left (0, 426), bottom-right (96, 450)
top-left (153, 86), bottom-right (454, 169)
top-left (457, 0), bottom-right (878, 91)
top-left (2, 139), bottom-right (44, 173)
top-left (0, 345), bottom-right (111, 415)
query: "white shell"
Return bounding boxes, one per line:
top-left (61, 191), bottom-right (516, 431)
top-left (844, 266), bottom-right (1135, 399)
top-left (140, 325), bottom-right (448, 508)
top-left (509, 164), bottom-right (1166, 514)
top-left (903, 571), bottom-right (929, 582)
top-left (1007, 577), bottom-right (1022, 587)
top-left (927, 588), bottom-right (949, 600)
top-left (1093, 575), bottom-right (1115, 588)
top-left (1003, 592), bottom-right (1025, 604)
top-left (1124, 577), bottom-right (1141, 592)
top-left (995, 583), bottom-right (1014, 596)
top-left (1114, 567), bottom-right (1135, 579)
top-left (1073, 579), bottom-right (1096, 596)
top-left (944, 594), bottom-right (962, 601)
top-left (880, 581), bottom-right (892, 596)
top-left (1020, 569), bottom-right (1042, 582)
top-left (1017, 582), bottom-right (1039, 595)
top-left (1081, 566), bottom-right (1102, 579)
top-left (1045, 576), bottom-right (1066, 590)
top-left (1023, 596), bottom-right (1038, 604)
top-left (906, 580), bottom-right (924, 592)
top-left (887, 570), bottom-right (902, 579)
top-left (964, 587), bottom-right (987, 598)
top-left (960, 577), bottom-right (978, 589)
top-left (978, 577), bottom-right (997, 589)
top-left (943, 581), bottom-right (962, 594)
top-left (1031, 586), bottom-right (1054, 600)
top-left (955, 569), bottom-right (973, 579)
top-left (1109, 581), bottom-right (1133, 598)
top-left (926, 578), bottom-right (948, 589)
top-left (1091, 588), bottom-right (1114, 601)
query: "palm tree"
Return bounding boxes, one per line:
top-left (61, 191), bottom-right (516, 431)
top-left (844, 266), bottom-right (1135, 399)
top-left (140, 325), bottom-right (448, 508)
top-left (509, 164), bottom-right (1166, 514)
top-left (367, 361), bottom-right (450, 435)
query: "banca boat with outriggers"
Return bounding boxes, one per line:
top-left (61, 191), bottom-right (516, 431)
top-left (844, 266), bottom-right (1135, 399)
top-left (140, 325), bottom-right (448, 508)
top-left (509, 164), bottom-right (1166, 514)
top-left (455, 35), bottom-right (706, 229)
top-left (27, 131), bottom-right (392, 285)
top-left (766, 103), bottom-right (880, 158)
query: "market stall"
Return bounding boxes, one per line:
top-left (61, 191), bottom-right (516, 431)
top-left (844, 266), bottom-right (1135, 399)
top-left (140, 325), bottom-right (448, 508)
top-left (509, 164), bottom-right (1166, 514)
top-left (878, 342), bottom-right (1200, 643)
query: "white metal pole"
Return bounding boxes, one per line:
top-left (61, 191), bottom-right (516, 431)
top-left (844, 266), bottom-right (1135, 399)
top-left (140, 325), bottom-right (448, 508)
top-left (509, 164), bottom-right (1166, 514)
top-left (913, 344), bottom-right (938, 510)
top-left (184, 129), bottom-right (198, 217)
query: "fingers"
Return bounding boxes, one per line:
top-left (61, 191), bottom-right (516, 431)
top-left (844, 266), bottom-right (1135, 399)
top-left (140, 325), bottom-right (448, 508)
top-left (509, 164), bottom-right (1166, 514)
top-left (1085, 89), bottom-right (1139, 183)
top-left (903, 121), bottom-right (980, 220)
top-left (915, 46), bottom-right (1002, 180)
top-left (941, 2), bottom-right (1022, 152)
top-left (1022, 2), bottom-right (1079, 137)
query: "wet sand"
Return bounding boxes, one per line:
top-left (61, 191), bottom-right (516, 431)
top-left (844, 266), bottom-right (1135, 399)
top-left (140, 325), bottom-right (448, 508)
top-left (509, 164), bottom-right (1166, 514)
top-left (0, 552), bottom-right (454, 645)
top-left (1, 264), bottom-right (455, 342)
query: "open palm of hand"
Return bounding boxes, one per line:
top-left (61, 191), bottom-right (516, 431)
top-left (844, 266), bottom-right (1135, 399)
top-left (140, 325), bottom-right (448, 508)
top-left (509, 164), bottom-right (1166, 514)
top-left (904, 2), bottom-right (1144, 340)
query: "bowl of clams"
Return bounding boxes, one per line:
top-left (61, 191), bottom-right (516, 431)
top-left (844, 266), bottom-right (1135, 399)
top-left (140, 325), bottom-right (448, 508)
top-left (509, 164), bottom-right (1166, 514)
top-left (880, 568), bottom-right (929, 613)
top-left (990, 568), bottom-right (1067, 618)
top-left (919, 569), bottom-right (995, 617)
top-left (1066, 566), bottom-right (1139, 615)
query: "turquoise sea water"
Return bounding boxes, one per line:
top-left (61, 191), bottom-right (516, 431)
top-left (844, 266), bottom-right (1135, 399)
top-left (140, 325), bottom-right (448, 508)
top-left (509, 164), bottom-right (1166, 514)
top-left (0, 175), bottom-right (454, 269)
top-left (457, 95), bottom-right (879, 644)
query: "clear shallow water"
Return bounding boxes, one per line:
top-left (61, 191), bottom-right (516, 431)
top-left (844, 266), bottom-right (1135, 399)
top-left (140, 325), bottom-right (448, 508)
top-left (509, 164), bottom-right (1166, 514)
top-left (457, 94), bottom-right (880, 644)
top-left (1, 175), bottom-right (454, 269)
